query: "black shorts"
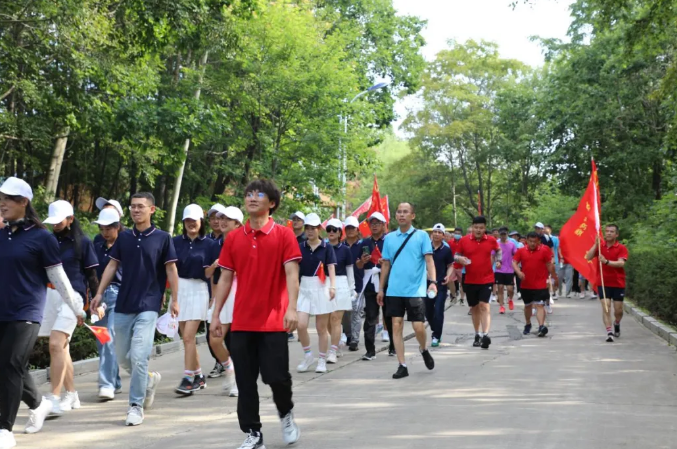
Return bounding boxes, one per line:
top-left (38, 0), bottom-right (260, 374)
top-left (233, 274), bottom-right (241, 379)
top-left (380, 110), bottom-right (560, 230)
top-left (495, 273), bottom-right (515, 286)
top-left (598, 287), bottom-right (625, 301)
top-left (520, 288), bottom-right (549, 305)
top-left (385, 296), bottom-right (426, 322)
top-left (463, 284), bottom-right (492, 307)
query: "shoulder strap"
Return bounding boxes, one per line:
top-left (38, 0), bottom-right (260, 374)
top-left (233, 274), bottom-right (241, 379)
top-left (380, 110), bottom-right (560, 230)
top-left (391, 230), bottom-right (417, 266)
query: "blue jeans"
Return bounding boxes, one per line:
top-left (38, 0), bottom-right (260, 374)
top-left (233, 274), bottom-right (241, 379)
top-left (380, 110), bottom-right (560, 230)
top-left (97, 285), bottom-right (122, 391)
top-left (114, 311), bottom-right (158, 407)
top-left (424, 286), bottom-right (447, 341)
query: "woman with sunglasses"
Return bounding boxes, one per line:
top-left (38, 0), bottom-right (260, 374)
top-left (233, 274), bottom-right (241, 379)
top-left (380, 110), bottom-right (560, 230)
top-left (296, 213), bottom-right (337, 374)
top-left (324, 218), bottom-right (356, 364)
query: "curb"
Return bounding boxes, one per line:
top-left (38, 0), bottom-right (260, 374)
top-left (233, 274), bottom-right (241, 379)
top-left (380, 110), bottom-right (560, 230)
top-left (30, 334), bottom-right (207, 385)
top-left (623, 300), bottom-right (677, 348)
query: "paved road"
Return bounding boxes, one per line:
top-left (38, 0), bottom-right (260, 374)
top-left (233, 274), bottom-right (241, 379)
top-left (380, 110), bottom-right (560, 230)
top-left (15, 297), bottom-right (677, 449)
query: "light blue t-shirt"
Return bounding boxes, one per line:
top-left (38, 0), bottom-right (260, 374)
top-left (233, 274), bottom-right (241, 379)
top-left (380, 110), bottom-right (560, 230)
top-left (509, 237), bottom-right (524, 249)
top-left (382, 226), bottom-right (433, 298)
top-left (551, 235), bottom-right (560, 264)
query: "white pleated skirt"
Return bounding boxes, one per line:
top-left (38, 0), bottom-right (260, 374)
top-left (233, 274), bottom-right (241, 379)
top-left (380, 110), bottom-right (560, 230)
top-left (177, 278), bottom-right (210, 322)
top-left (298, 276), bottom-right (335, 315)
top-left (207, 277), bottom-right (237, 324)
top-left (333, 275), bottom-right (353, 311)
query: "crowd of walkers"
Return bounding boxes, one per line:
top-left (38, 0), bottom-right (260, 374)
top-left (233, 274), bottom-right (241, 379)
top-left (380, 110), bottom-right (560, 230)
top-left (0, 176), bottom-right (628, 449)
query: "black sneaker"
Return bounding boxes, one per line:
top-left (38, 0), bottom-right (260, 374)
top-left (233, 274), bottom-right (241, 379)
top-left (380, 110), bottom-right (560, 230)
top-left (239, 430), bottom-right (265, 449)
top-left (538, 326), bottom-right (548, 337)
top-left (606, 333), bottom-right (614, 343)
top-left (523, 324), bottom-right (532, 335)
top-left (392, 365), bottom-right (409, 379)
top-left (287, 333), bottom-right (295, 341)
top-left (481, 334), bottom-right (491, 349)
top-left (421, 349), bottom-right (435, 370)
top-left (388, 348), bottom-right (396, 357)
top-left (361, 352), bottom-right (376, 361)
top-left (348, 342), bottom-right (358, 352)
top-left (473, 334), bottom-right (481, 347)
top-left (614, 322), bottom-right (621, 338)
top-left (175, 377), bottom-right (194, 395)
top-left (193, 374), bottom-right (206, 390)
top-left (208, 363), bottom-right (225, 378)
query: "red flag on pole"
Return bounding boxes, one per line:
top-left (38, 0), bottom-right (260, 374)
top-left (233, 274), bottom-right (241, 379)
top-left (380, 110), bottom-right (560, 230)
top-left (315, 262), bottom-right (327, 284)
top-left (350, 197), bottom-right (372, 218)
top-left (86, 324), bottom-right (111, 345)
top-left (359, 175), bottom-right (385, 237)
top-left (560, 160), bottom-right (601, 285)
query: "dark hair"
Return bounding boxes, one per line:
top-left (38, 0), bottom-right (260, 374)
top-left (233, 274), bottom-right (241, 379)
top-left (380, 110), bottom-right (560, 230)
top-left (606, 223), bottom-right (619, 232)
top-left (327, 226), bottom-right (343, 238)
top-left (66, 217), bottom-right (86, 260)
top-left (472, 216), bottom-right (487, 225)
top-left (526, 231), bottom-right (540, 240)
top-left (490, 228), bottom-right (498, 233)
top-left (398, 202), bottom-right (415, 213)
top-left (182, 218), bottom-right (206, 238)
top-left (499, 226), bottom-right (509, 233)
top-left (545, 224), bottom-right (552, 229)
top-left (454, 227), bottom-right (462, 232)
top-left (131, 192), bottom-right (155, 205)
top-left (3, 196), bottom-right (46, 229)
top-left (245, 179), bottom-right (281, 214)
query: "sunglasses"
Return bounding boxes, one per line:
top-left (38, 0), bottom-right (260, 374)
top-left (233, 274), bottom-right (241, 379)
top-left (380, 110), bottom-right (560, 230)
top-left (326, 226), bottom-right (341, 233)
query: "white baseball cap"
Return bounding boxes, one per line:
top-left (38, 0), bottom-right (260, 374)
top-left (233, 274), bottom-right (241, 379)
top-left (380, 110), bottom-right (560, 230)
top-left (326, 218), bottom-right (343, 229)
top-left (95, 197), bottom-right (124, 217)
top-left (182, 204), bottom-right (204, 221)
top-left (223, 206), bottom-right (244, 224)
top-left (290, 211), bottom-right (306, 221)
top-left (344, 216), bottom-right (360, 228)
top-left (432, 223), bottom-right (446, 233)
top-left (534, 222), bottom-right (545, 229)
top-left (0, 177), bottom-right (33, 201)
top-left (93, 208), bottom-right (121, 226)
top-left (44, 200), bottom-right (75, 225)
top-left (208, 203), bottom-right (227, 217)
top-left (368, 211), bottom-right (387, 223)
top-left (304, 213), bottom-right (322, 227)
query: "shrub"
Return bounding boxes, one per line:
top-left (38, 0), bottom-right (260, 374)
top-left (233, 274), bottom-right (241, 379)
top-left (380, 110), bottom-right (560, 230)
top-left (626, 245), bottom-right (677, 326)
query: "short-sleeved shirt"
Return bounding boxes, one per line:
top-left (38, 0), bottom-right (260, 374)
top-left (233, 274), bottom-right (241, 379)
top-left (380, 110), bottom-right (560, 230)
top-left (496, 240), bottom-right (517, 274)
top-left (299, 240), bottom-right (337, 277)
top-left (551, 235), bottom-right (560, 264)
top-left (218, 217), bottom-right (302, 332)
top-left (332, 243), bottom-right (354, 276)
top-left (345, 240), bottom-right (364, 292)
top-left (361, 235), bottom-right (386, 292)
top-left (597, 241), bottom-right (629, 288)
top-left (0, 224), bottom-right (62, 322)
top-left (173, 235), bottom-right (217, 281)
top-left (382, 226), bottom-right (433, 298)
top-left (448, 238), bottom-right (463, 269)
top-left (296, 232), bottom-right (307, 244)
top-left (513, 244), bottom-right (553, 290)
top-left (540, 234), bottom-right (554, 248)
top-left (109, 225), bottom-right (178, 314)
top-left (432, 242), bottom-right (453, 284)
top-left (55, 233), bottom-right (99, 299)
top-left (95, 238), bottom-right (123, 286)
top-left (456, 234), bottom-right (500, 285)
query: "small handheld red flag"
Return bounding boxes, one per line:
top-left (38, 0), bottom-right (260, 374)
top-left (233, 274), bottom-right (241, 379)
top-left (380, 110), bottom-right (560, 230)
top-left (315, 262), bottom-right (327, 284)
top-left (86, 324), bottom-right (111, 344)
top-left (370, 245), bottom-right (382, 265)
top-left (286, 219), bottom-right (294, 229)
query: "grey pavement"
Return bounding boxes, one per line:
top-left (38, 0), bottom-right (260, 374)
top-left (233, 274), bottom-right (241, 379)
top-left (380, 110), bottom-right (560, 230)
top-left (14, 297), bottom-right (677, 449)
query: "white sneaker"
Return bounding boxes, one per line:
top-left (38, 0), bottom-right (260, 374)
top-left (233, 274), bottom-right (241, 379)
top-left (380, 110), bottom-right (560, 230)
top-left (24, 396), bottom-right (52, 434)
top-left (432, 337), bottom-right (439, 346)
top-left (545, 304), bottom-right (553, 314)
top-left (98, 387), bottom-right (115, 400)
top-left (579, 292), bottom-right (586, 299)
top-left (339, 333), bottom-right (347, 347)
top-left (549, 297), bottom-right (554, 305)
top-left (0, 429), bottom-right (16, 449)
top-left (222, 369), bottom-right (236, 393)
top-left (280, 411), bottom-right (300, 445)
top-left (490, 294), bottom-right (497, 303)
top-left (48, 394), bottom-right (63, 416)
top-left (315, 358), bottom-right (327, 373)
top-left (336, 348), bottom-right (343, 358)
top-left (238, 431), bottom-right (265, 449)
top-left (552, 292), bottom-right (558, 299)
top-left (326, 350), bottom-right (338, 364)
top-left (296, 354), bottom-right (316, 373)
top-left (382, 330), bottom-right (390, 342)
top-left (144, 372), bottom-right (161, 409)
top-left (229, 383), bottom-right (239, 398)
top-left (125, 405), bottom-right (144, 426)
top-left (59, 391), bottom-right (81, 411)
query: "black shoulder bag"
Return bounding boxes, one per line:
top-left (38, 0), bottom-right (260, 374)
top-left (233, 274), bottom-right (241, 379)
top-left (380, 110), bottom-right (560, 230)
top-left (383, 230), bottom-right (418, 293)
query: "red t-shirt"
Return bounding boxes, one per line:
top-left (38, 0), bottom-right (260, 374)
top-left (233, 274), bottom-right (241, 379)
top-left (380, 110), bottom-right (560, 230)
top-left (456, 234), bottom-right (500, 284)
top-left (218, 217), bottom-right (302, 332)
top-left (596, 241), bottom-right (629, 288)
top-left (448, 239), bottom-right (463, 269)
top-left (513, 245), bottom-right (553, 290)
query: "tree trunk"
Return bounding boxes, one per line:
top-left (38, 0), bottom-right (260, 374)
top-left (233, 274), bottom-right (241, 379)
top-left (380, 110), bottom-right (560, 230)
top-left (44, 126), bottom-right (70, 202)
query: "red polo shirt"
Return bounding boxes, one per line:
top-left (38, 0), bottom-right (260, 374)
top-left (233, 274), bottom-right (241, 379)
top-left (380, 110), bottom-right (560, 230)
top-left (513, 244), bottom-right (553, 290)
top-left (456, 234), bottom-right (500, 284)
top-left (597, 240), bottom-right (629, 288)
top-left (218, 217), bottom-right (302, 332)
top-left (448, 239), bottom-right (463, 269)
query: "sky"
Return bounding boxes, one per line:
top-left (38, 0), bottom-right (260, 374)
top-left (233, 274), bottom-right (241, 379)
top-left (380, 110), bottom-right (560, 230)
top-left (391, 0), bottom-right (575, 132)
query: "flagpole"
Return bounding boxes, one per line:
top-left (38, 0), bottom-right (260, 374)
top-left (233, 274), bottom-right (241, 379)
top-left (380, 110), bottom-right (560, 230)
top-left (591, 157), bottom-right (609, 315)
top-left (597, 236), bottom-right (609, 314)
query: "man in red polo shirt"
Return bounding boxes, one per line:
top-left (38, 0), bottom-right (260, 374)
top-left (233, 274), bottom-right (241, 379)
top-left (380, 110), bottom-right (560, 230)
top-left (453, 216), bottom-right (501, 350)
top-left (513, 232), bottom-right (558, 338)
top-left (585, 224), bottom-right (628, 342)
top-left (210, 179), bottom-right (302, 449)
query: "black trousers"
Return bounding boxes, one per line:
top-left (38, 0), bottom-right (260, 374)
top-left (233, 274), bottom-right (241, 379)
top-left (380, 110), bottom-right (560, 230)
top-left (363, 290), bottom-right (394, 354)
top-left (0, 321), bottom-right (42, 431)
top-left (230, 331), bottom-right (294, 433)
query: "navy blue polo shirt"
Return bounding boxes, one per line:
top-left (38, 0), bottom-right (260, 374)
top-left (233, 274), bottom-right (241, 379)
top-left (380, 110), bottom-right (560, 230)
top-left (361, 235), bottom-right (385, 292)
top-left (55, 233), bottom-right (99, 299)
top-left (345, 240), bottom-right (364, 293)
top-left (95, 238), bottom-right (122, 286)
top-left (109, 225), bottom-right (178, 314)
top-left (299, 240), bottom-right (337, 277)
top-left (0, 224), bottom-right (62, 322)
top-left (173, 234), bottom-right (218, 281)
top-left (432, 242), bottom-right (454, 284)
top-left (332, 243), bottom-right (354, 276)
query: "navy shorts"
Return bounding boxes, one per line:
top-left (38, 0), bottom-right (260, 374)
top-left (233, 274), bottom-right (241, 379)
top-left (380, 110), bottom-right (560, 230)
top-left (597, 287), bottom-right (625, 301)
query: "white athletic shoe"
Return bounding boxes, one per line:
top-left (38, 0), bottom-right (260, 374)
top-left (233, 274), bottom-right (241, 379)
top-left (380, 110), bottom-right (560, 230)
top-left (339, 333), bottom-right (347, 347)
top-left (125, 405), bottom-right (144, 426)
top-left (24, 397), bottom-right (51, 434)
top-left (490, 294), bottom-right (496, 303)
top-left (579, 292), bottom-right (586, 299)
top-left (98, 387), bottom-right (115, 400)
top-left (315, 358), bottom-right (327, 373)
top-left (59, 391), bottom-right (81, 411)
top-left (0, 429), bottom-right (16, 449)
top-left (144, 372), bottom-right (161, 409)
top-left (229, 383), bottom-right (239, 397)
top-left (382, 330), bottom-right (390, 342)
top-left (326, 350), bottom-right (338, 364)
top-left (549, 297), bottom-right (554, 305)
top-left (545, 304), bottom-right (553, 314)
top-left (237, 431), bottom-right (265, 449)
top-left (222, 369), bottom-right (236, 393)
top-left (280, 411), bottom-right (300, 445)
top-left (336, 348), bottom-right (343, 358)
top-left (296, 354), bottom-right (316, 373)
top-left (48, 394), bottom-right (63, 416)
